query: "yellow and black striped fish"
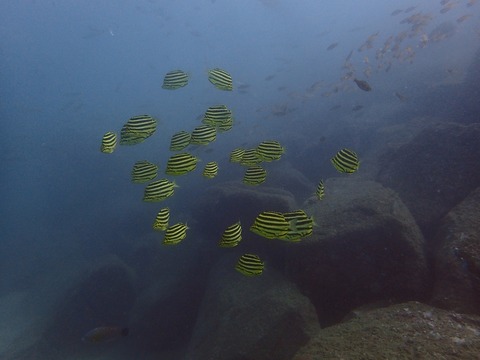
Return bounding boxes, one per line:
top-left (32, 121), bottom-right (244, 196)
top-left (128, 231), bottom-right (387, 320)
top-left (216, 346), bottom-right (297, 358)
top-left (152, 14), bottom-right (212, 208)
top-left (153, 207), bottom-right (170, 231)
top-left (162, 70), bottom-right (189, 90)
top-left (235, 253), bottom-right (264, 276)
top-left (217, 117), bottom-right (233, 132)
top-left (243, 165), bottom-right (267, 186)
top-left (170, 131), bottom-right (191, 151)
top-left (165, 152), bottom-right (198, 176)
top-left (143, 179), bottom-right (177, 202)
top-left (100, 132), bottom-right (117, 153)
top-left (282, 210), bottom-right (314, 241)
top-left (131, 160), bottom-right (158, 183)
top-left (239, 148), bottom-right (262, 166)
top-left (315, 180), bottom-right (325, 200)
top-left (190, 125), bottom-right (216, 145)
top-left (331, 148), bottom-right (359, 174)
top-left (202, 105), bottom-right (233, 131)
top-left (255, 140), bottom-right (285, 162)
top-left (163, 222), bottom-right (188, 245)
top-left (208, 68), bottom-right (233, 91)
top-left (203, 161), bottom-right (218, 179)
top-left (219, 221), bottom-right (242, 247)
top-left (250, 211), bottom-right (290, 239)
top-left (229, 148), bottom-right (245, 163)
top-left (120, 115), bottom-right (157, 145)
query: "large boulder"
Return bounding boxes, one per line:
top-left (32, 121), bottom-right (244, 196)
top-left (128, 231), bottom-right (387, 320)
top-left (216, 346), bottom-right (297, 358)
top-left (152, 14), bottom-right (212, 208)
top-left (377, 122), bottom-right (480, 237)
top-left (431, 187), bottom-right (480, 314)
top-left (191, 181), bottom-right (297, 239)
top-left (286, 178), bottom-right (428, 325)
top-left (293, 301), bottom-right (480, 359)
top-left (185, 254), bottom-right (320, 360)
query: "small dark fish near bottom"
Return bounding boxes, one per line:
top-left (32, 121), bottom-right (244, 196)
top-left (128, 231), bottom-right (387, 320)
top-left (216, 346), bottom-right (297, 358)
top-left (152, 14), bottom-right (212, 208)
top-left (353, 78), bottom-right (372, 91)
top-left (82, 326), bottom-right (129, 343)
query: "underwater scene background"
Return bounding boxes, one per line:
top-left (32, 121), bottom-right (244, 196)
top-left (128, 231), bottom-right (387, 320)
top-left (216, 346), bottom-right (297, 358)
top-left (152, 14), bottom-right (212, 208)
top-left (1, 0), bottom-right (480, 359)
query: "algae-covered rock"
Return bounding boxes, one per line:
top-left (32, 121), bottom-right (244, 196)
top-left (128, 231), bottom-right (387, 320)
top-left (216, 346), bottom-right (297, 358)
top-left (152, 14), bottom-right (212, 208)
top-left (431, 187), bottom-right (480, 314)
top-left (286, 178), bottom-right (428, 325)
top-left (186, 255), bottom-right (320, 360)
top-left (293, 301), bottom-right (480, 360)
top-left (377, 122), bottom-right (480, 237)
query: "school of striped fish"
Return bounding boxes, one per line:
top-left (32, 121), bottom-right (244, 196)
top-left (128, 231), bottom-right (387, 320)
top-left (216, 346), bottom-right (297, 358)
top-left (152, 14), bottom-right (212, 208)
top-left (100, 68), bottom-right (360, 276)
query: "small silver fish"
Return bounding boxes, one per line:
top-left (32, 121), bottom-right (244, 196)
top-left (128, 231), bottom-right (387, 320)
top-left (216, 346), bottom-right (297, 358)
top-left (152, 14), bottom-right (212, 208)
top-left (82, 326), bottom-right (129, 343)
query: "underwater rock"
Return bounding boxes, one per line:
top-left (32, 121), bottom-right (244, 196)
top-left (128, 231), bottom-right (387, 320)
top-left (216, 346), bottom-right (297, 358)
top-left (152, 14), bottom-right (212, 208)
top-left (185, 254), bottom-right (320, 360)
top-left (287, 178), bottom-right (428, 326)
top-left (191, 181), bottom-right (297, 239)
top-left (377, 122), bottom-right (480, 238)
top-left (265, 161), bottom-right (315, 202)
top-left (431, 187), bottom-right (480, 314)
top-left (293, 301), bottom-right (480, 359)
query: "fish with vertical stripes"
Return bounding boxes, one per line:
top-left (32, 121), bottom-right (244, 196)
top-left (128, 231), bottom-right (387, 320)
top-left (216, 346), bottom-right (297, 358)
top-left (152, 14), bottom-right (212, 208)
top-left (120, 115), bottom-right (157, 145)
top-left (282, 210), bottom-right (314, 241)
top-left (239, 148), bottom-right (262, 166)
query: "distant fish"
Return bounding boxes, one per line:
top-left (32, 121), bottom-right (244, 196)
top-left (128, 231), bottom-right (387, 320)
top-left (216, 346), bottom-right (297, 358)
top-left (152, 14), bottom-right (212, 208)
top-left (353, 78), bottom-right (372, 91)
top-left (331, 148), bottom-right (360, 174)
top-left (208, 68), bottom-right (233, 91)
top-left (162, 69), bottom-right (189, 90)
top-left (235, 254), bottom-right (264, 276)
top-left (390, 9), bottom-right (403, 16)
top-left (394, 91), bottom-right (408, 102)
top-left (163, 223), bottom-right (188, 245)
top-left (404, 6), bottom-right (416, 13)
top-left (352, 105), bottom-right (364, 111)
top-left (456, 14), bottom-right (472, 23)
top-left (243, 165), bottom-right (267, 186)
top-left (100, 132), bottom-right (117, 153)
top-left (315, 180), bottom-right (325, 200)
top-left (219, 221), bottom-right (242, 248)
top-left (153, 208), bottom-right (170, 231)
top-left (264, 74), bottom-right (276, 81)
top-left (329, 104), bottom-right (342, 111)
top-left (327, 42), bottom-right (339, 50)
top-left (82, 326), bottom-right (128, 343)
top-left (203, 161), bottom-right (219, 179)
